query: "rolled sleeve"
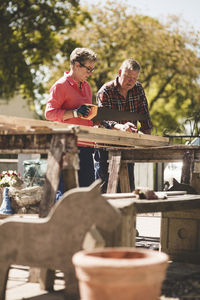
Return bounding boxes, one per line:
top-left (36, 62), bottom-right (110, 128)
top-left (45, 85), bottom-right (66, 122)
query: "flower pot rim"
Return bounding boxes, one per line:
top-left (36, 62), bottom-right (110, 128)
top-left (73, 247), bottom-right (169, 268)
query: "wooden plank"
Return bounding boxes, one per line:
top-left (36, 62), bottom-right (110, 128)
top-left (103, 190), bottom-right (187, 199)
top-left (0, 133), bottom-right (53, 153)
top-left (0, 115), bottom-right (169, 148)
top-left (107, 194), bottom-right (200, 214)
top-left (121, 145), bottom-right (200, 162)
top-left (119, 163), bottom-right (131, 193)
top-left (39, 134), bottom-right (79, 218)
top-left (107, 151), bottom-right (121, 193)
top-left (181, 150), bottom-right (195, 184)
top-left (135, 195), bottom-right (200, 213)
top-left (77, 126), bottom-right (169, 147)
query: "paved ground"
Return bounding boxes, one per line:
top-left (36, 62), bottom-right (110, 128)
top-left (6, 266), bottom-right (65, 300)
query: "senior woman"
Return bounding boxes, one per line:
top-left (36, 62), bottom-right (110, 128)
top-left (45, 47), bottom-right (97, 187)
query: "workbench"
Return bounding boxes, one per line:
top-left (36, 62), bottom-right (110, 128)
top-left (105, 146), bottom-right (200, 263)
top-left (0, 114), bottom-right (168, 216)
top-left (106, 145), bottom-right (200, 193)
top-left (104, 192), bottom-right (200, 264)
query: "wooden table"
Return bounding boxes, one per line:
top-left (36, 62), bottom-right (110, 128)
top-left (105, 192), bottom-right (200, 263)
top-left (2, 115), bottom-right (200, 265)
top-left (106, 145), bottom-right (200, 193)
top-left (105, 145), bottom-right (200, 264)
top-left (0, 115), bottom-right (169, 216)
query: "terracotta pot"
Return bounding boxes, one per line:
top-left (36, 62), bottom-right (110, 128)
top-left (72, 247), bottom-right (168, 300)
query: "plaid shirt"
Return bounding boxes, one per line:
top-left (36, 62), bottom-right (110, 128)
top-left (96, 77), bottom-right (153, 132)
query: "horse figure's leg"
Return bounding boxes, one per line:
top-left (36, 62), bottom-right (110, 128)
top-left (64, 269), bottom-right (79, 300)
top-left (0, 265), bottom-right (10, 300)
top-left (39, 268), bottom-right (55, 291)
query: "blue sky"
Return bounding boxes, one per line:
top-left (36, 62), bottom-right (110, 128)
top-left (80, 0), bottom-right (200, 31)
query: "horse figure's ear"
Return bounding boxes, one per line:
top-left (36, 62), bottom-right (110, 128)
top-left (172, 178), bottom-right (179, 186)
top-left (88, 179), bottom-right (102, 196)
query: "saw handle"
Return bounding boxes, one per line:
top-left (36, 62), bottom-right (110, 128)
top-left (80, 104), bottom-right (98, 120)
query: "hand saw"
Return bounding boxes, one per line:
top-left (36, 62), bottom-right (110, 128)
top-left (81, 105), bottom-right (147, 121)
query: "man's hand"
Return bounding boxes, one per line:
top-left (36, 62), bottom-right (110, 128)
top-left (74, 105), bottom-right (91, 117)
top-left (113, 122), bottom-right (138, 133)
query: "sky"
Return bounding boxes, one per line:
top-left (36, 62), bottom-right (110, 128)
top-left (80, 0), bottom-right (200, 31)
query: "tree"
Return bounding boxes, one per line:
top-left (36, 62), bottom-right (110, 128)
top-left (47, 0), bottom-right (200, 134)
top-left (0, 0), bottom-right (89, 105)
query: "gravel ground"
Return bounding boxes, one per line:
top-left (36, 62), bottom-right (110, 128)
top-left (161, 262), bottom-right (200, 300)
top-left (136, 237), bottom-right (200, 300)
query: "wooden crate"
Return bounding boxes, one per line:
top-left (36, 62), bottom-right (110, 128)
top-left (161, 209), bottom-right (200, 264)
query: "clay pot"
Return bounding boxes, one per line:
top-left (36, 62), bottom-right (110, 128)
top-left (72, 247), bottom-right (168, 300)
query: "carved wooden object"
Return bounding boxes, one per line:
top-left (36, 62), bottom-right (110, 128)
top-left (0, 181), bottom-right (120, 300)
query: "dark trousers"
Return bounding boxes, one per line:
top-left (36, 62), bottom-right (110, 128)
top-left (94, 149), bottom-right (135, 193)
top-left (56, 147), bottom-right (95, 201)
top-left (78, 146), bottom-right (95, 187)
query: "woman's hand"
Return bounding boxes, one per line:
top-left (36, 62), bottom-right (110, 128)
top-left (74, 105), bottom-right (91, 117)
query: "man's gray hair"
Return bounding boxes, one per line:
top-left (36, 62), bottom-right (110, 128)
top-left (70, 48), bottom-right (97, 65)
top-left (120, 58), bottom-right (141, 71)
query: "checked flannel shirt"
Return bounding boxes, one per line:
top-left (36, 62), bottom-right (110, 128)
top-left (96, 76), bottom-right (153, 132)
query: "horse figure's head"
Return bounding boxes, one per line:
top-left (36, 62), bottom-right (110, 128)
top-left (49, 180), bottom-right (120, 238)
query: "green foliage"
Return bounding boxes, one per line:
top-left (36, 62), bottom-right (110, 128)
top-left (46, 0), bottom-right (200, 135)
top-left (0, 0), bottom-right (88, 101)
top-left (3, 0), bottom-right (200, 135)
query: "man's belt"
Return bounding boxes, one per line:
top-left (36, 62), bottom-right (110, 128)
top-left (81, 105), bottom-right (147, 122)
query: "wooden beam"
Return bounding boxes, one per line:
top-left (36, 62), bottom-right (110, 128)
top-left (120, 145), bottom-right (200, 162)
top-left (0, 115), bottom-right (169, 148)
top-left (107, 194), bottom-right (200, 214)
top-left (181, 150), bottom-right (195, 184)
top-left (107, 151), bottom-right (121, 193)
top-left (77, 126), bottom-right (169, 147)
top-left (0, 133), bottom-right (53, 153)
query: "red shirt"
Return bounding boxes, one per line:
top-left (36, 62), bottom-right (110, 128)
top-left (45, 72), bottom-right (93, 127)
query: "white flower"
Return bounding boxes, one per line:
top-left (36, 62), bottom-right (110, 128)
top-left (0, 170), bottom-right (23, 187)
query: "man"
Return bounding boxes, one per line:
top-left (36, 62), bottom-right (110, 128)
top-left (95, 58), bottom-right (153, 192)
top-left (45, 47), bottom-right (97, 188)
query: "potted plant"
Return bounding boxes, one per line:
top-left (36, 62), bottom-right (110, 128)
top-left (72, 247), bottom-right (168, 300)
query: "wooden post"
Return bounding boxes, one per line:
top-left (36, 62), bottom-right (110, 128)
top-left (181, 150), bottom-right (195, 185)
top-left (119, 163), bottom-right (131, 193)
top-left (39, 133), bottom-right (79, 217)
top-left (191, 162), bottom-right (200, 193)
top-left (38, 133), bottom-right (78, 290)
top-left (107, 151), bottom-right (122, 193)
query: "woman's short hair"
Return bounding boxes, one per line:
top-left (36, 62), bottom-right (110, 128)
top-left (70, 48), bottom-right (97, 65)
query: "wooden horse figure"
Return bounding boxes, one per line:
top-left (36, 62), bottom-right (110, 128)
top-left (0, 180), bottom-right (120, 300)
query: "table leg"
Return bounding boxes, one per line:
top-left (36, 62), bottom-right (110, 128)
top-left (119, 163), bottom-right (131, 193)
top-left (107, 150), bottom-right (132, 193)
top-left (107, 151), bottom-right (121, 193)
top-left (181, 150), bottom-right (194, 184)
top-left (37, 133), bottom-right (78, 290)
top-left (39, 133), bottom-right (79, 217)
